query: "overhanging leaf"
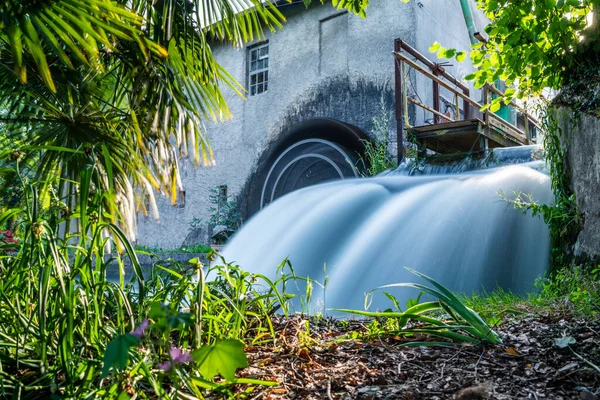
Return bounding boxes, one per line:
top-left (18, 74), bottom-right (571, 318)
top-left (101, 334), bottom-right (139, 377)
top-left (490, 101), bottom-right (502, 113)
top-left (192, 339), bottom-right (248, 382)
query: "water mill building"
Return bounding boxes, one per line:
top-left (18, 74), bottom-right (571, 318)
top-left (137, 0), bottom-right (512, 249)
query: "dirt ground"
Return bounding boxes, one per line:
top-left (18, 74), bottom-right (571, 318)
top-left (231, 313), bottom-right (600, 399)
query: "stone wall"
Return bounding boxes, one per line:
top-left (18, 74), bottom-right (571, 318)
top-left (556, 107), bottom-right (600, 262)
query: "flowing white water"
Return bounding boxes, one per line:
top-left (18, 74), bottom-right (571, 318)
top-left (223, 147), bottom-right (552, 313)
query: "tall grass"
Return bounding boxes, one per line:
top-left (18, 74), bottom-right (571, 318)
top-left (0, 166), bottom-right (292, 399)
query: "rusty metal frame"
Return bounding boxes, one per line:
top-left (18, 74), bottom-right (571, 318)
top-left (393, 39), bottom-right (538, 156)
top-left (394, 39), bottom-right (473, 162)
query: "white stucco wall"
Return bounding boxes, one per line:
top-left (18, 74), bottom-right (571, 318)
top-left (137, 0), bottom-right (485, 248)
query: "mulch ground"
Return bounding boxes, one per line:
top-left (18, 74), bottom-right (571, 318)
top-left (231, 313), bottom-right (600, 399)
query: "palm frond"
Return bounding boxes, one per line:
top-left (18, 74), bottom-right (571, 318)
top-left (0, 0), bottom-right (361, 239)
top-left (1, 0), bottom-right (166, 92)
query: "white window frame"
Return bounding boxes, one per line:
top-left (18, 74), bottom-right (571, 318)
top-left (248, 42), bottom-right (269, 96)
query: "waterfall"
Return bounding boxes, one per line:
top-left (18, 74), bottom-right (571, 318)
top-left (223, 146), bottom-right (552, 313)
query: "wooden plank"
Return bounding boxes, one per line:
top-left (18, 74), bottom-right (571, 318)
top-left (394, 40), bottom-right (405, 163)
top-left (433, 80), bottom-right (440, 123)
top-left (412, 119), bottom-right (484, 133)
top-left (427, 140), bottom-right (465, 154)
top-left (401, 60), bottom-right (410, 129)
top-left (480, 127), bottom-right (523, 148)
top-left (407, 97), bottom-right (454, 123)
top-left (487, 113), bottom-right (527, 145)
top-left (412, 119), bottom-right (482, 154)
top-left (413, 127), bottom-right (479, 140)
top-left (416, 134), bottom-right (480, 154)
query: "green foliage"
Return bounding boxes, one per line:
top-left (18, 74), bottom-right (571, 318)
top-left (359, 96), bottom-right (397, 176)
top-left (189, 216), bottom-right (204, 229)
top-left (102, 334), bottom-right (139, 378)
top-left (467, 0), bottom-right (599, 103)
top-left (381, 290), bottom-right (424, 312)
top-left (0, 0), bottom-right (288, 92)
top-left (500, 106), bottom-right (583, 265)
top-left (501, 189), bottom-right (582, 265)
top-left (0, 0), bottom-right (159, 92)
top-left (192, 339), bottom-right (248, 382)
top-left (101, 309), bottom-right (252, 390)
top-left (535, 265), bottom-right (600, 315)
top-left (334, 268), bottom-right (502, 345)
top-left (432, 1), bottom-right (600, 111)
top-left (462, 288), bottom-right (526, 326)
top-left (0, 0), bottom-right (289, 238)
top-left (429, 41), bottom-right (467, 63)
top-left (463, 266), bottom-right (600, 320)
top-left (304, 0), bottom-right (408, 18)
top-left (0, 166), bottom-right (295, 398)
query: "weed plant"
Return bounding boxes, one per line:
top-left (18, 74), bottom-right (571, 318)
top-left (335, 268), bottom-right (502, 346)
top-left (359, 96), bottom-right (397, 176)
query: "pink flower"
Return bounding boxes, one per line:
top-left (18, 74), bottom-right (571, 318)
top-left (130, 319), bottom-right (149, 340)
top-left (0, 230), bottom-right (18, 244)
top-left (157, 347), bottom-right (194, 371)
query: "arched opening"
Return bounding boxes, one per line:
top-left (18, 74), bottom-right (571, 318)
top-left (240, 118), bottom-right (370, 218)
top-left (260, 138), bottom-right (360, 208)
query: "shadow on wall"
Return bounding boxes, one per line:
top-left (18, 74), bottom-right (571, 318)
top-left (237, 77), bottom-right (397, 221)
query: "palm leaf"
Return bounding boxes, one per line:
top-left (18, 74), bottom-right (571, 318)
top-left (0, 0), bottom-right (364, 239)
top-left (1, 0), bottom-right (165, 92)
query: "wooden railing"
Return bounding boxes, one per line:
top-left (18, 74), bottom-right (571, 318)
top-left (393, 39), bottom-right (539, 157)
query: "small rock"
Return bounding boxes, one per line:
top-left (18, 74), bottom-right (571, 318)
top-left (557, 361), bottom-right (579, 373)
top-left (454, 384), bottom-right (491, 400)
top-left (580, 391), bottom-right (599, 400)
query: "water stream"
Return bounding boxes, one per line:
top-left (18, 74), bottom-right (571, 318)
top-left (223, 146), bottom-right (552, 313)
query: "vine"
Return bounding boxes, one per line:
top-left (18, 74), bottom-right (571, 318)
top-left (504, 103), bottom-right (583, 267)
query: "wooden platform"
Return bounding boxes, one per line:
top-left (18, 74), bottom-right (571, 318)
top-left (393, 45), bottom-right (537, 158)
top-left (410, 117), bottom-right (529, 155)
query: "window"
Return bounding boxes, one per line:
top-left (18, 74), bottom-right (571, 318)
top-left (248, 43), bottom-right (268, 95)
